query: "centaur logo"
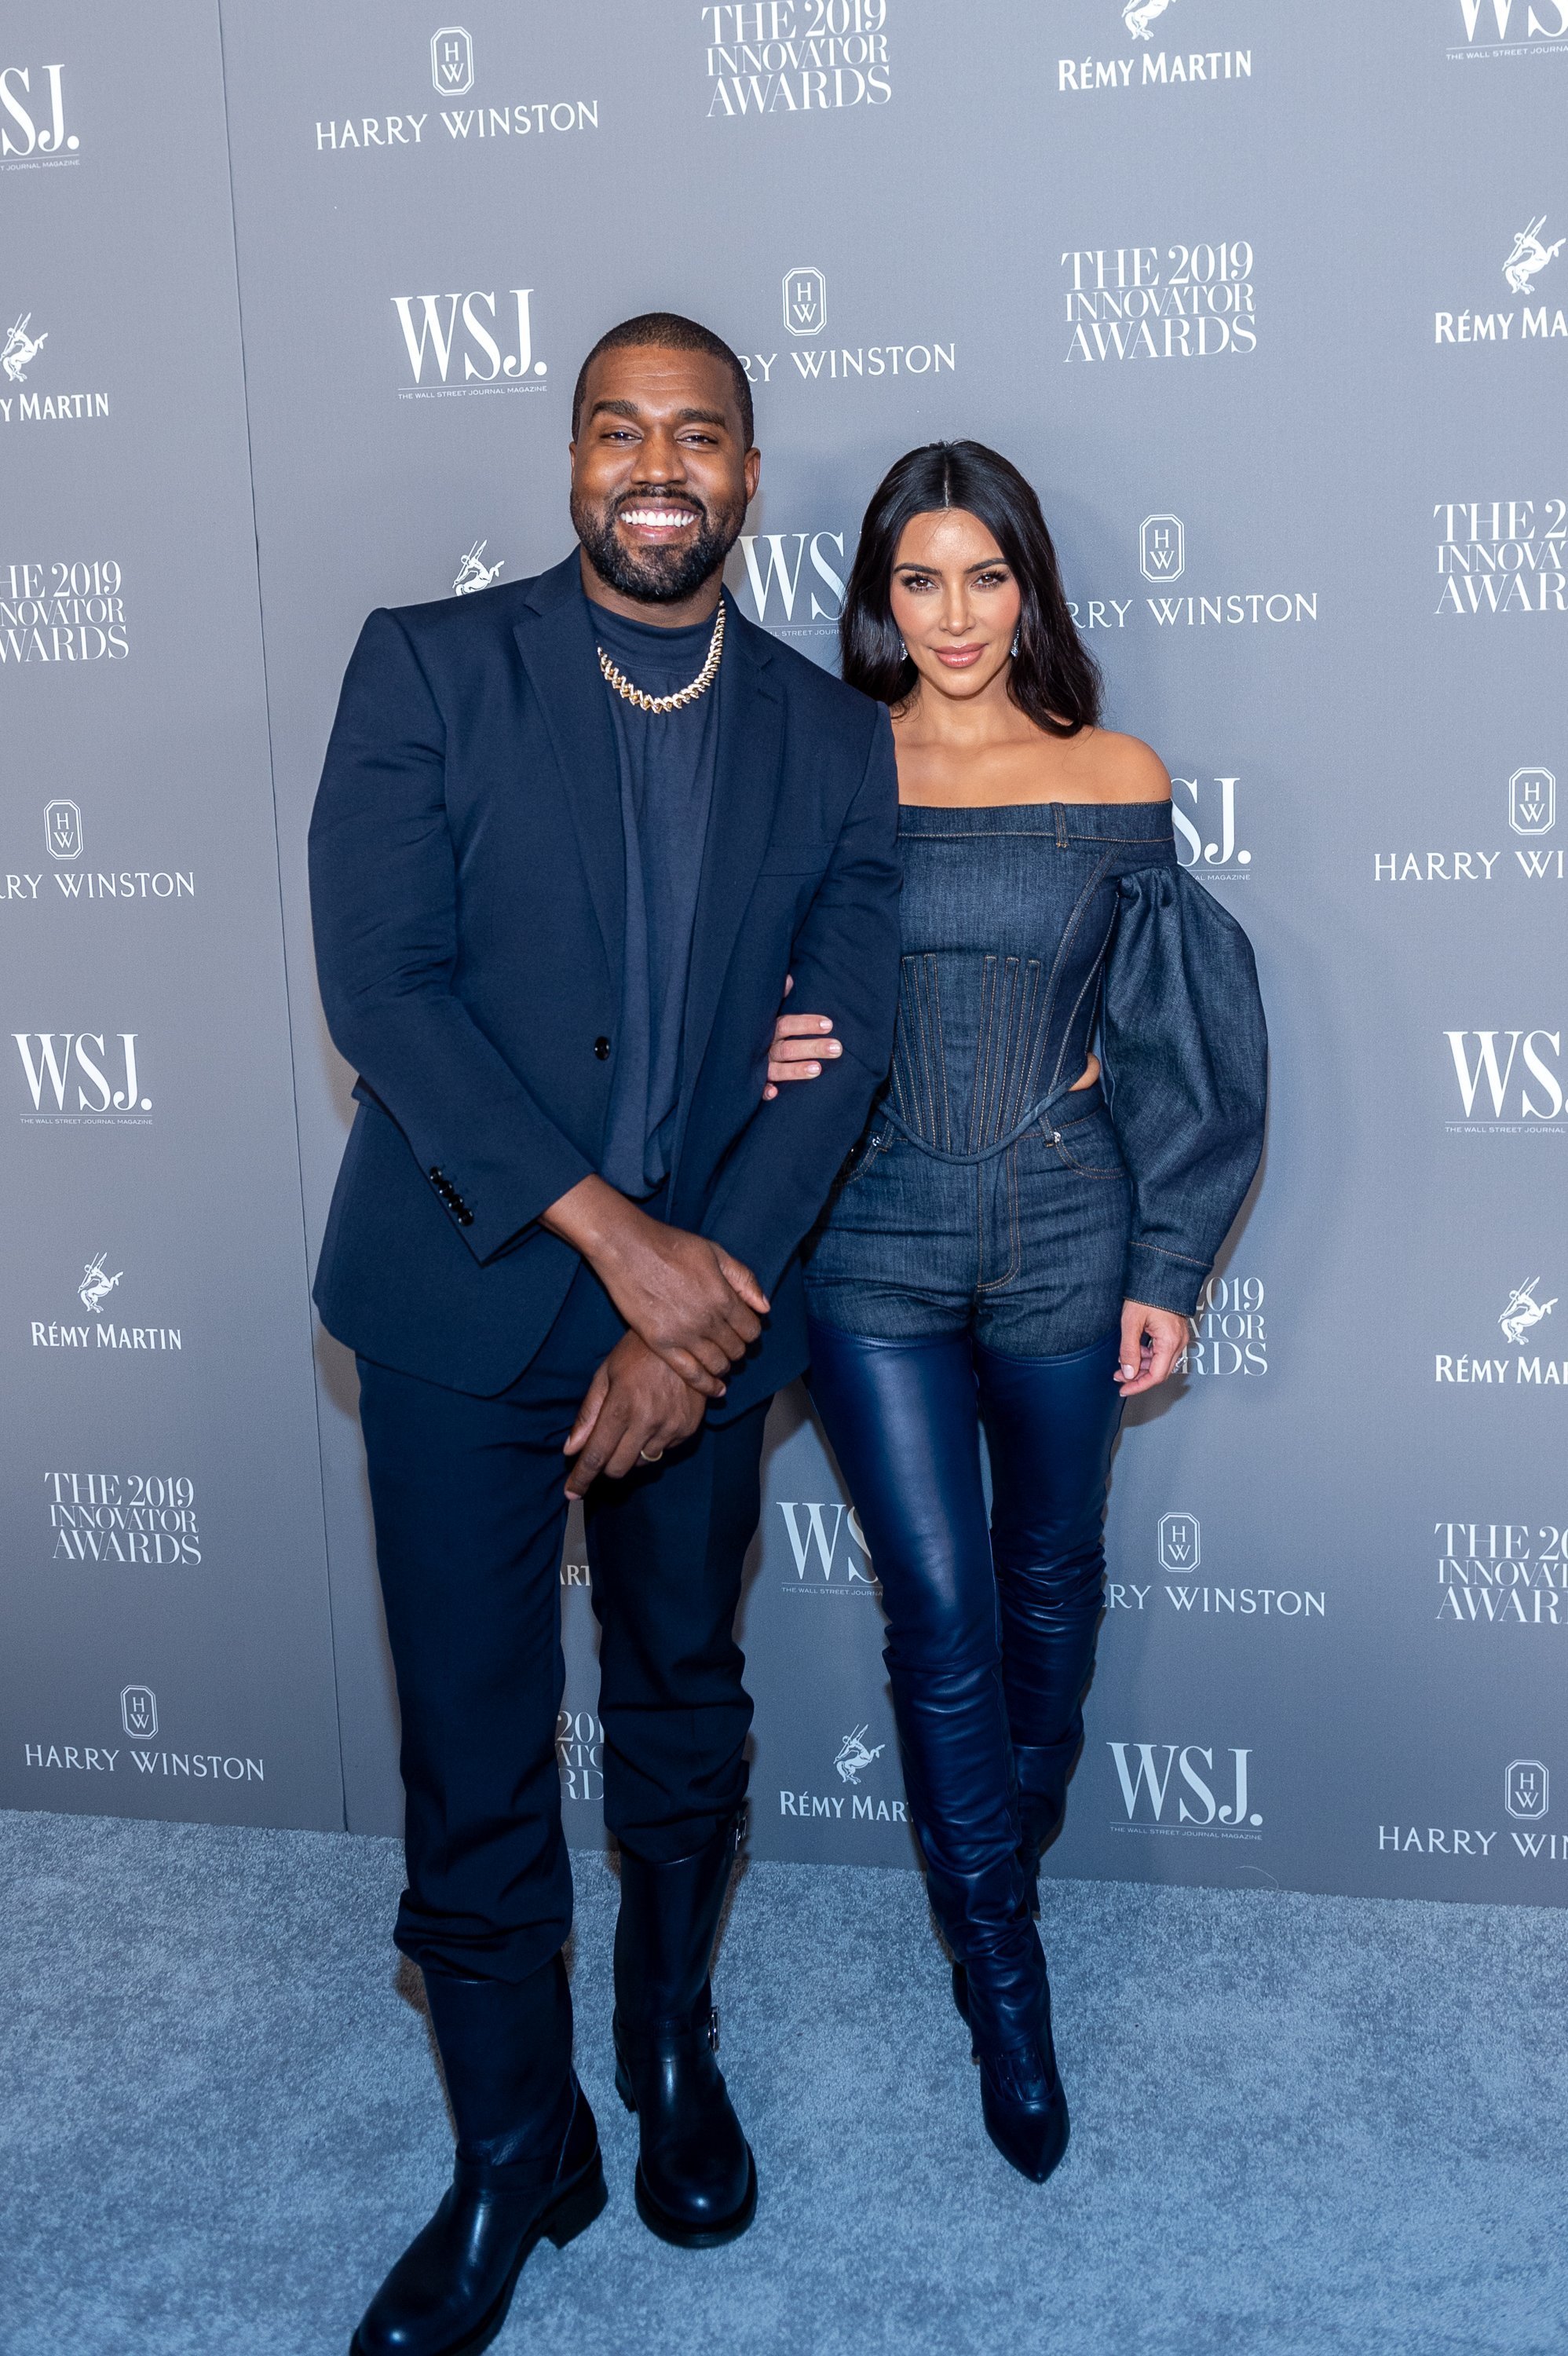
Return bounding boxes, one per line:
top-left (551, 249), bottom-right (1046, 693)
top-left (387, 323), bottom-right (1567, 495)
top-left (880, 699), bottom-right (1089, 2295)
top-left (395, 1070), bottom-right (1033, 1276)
top-left (1444, 1030), bottom-right (1566, 1124)
top-left (452, 540), bottom-right (504, 595)
top-left (1109, 1743), bottom-right (1262, 1830)
top-left (834, 1725), bottom-right (884, 1785)
top-left (1500, 1280), bottom-right (1555, 1345)
top-left (776, 1498), bottom-right (875, 1590)
top-left (1124, 0), bottom-right (1175, 33)
top-left (14, 1033), bottom-right (150, 1120)
top-left (391, 290), bottom-right (546, 393)
top-left (733, 532), bottom-right (847, 636)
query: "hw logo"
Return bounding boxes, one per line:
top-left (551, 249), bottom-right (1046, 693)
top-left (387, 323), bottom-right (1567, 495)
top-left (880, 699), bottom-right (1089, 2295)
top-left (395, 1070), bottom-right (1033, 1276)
top-left (777, 1501), bottom-right (874, 1584)
top-left (782, 267), bottom-right (826, 337)
top-left (1109, 1743), bottom-right (1261, 1827)
top-left (1505, 1759), bottom-right (1549, 1820)
top-left (1157, 1513), bottom-right (1201, 1573)
top-left (121, 1685), bottom-right (157, 1739)
top-left (1510, 767), bottom-right (1555, 837)
top-left (45, 798), bottom-right (81, 860)
top-left (431, 27), bottom-right (473, 97)
top-left (1139, 514), bottom-right (1184, 583)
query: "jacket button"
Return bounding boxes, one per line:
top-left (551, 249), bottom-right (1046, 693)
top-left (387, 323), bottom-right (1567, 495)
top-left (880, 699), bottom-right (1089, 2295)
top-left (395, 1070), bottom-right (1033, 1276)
top-left (594, 1036), bottom-right (612, 1060)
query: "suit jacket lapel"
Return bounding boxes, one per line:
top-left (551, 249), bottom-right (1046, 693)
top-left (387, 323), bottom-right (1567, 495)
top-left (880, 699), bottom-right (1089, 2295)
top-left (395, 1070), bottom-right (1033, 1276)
top-left (512, 555), bottom-right (624, 984)
top-left (681, 599), bottom-right (784, 1107)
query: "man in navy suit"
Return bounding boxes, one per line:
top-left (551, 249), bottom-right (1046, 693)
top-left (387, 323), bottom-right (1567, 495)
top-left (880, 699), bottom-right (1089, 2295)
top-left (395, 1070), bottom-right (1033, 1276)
top-left (309, 313), bottom-right (899, 2356)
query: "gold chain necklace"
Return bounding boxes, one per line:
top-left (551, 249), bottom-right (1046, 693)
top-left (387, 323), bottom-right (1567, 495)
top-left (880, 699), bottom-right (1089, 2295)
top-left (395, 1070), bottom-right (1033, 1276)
top-left (597, 601), bottom-right (726, 715)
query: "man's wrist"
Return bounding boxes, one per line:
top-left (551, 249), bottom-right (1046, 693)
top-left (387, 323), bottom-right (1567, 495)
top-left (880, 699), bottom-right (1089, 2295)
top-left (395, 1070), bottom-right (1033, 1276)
top-left (540, 1173), bottom-right (641, 1264)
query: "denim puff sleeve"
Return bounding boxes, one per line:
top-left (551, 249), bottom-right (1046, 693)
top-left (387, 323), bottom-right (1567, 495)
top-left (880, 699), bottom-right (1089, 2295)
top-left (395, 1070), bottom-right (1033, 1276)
top-left (1098, 865), bottom-right (1267, 1317)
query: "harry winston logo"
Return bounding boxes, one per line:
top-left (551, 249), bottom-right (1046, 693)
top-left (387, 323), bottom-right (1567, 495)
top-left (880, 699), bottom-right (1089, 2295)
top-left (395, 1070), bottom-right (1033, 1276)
top-left (1140, 514), bottom-right (1184, 582)
top-left (121, 1685), bottom-right (156, 1739)
top-left (2, 312), bottom-right (45, 383)
top-left (833, 1725), bottom-right (885, 1787)
top-left (1123, 0), bottom-right (1175, 35)
top-left (782, 268), bottom-right (826, 338)
top-left (45, 798), bottom-right (81, 860)
top-left (1505, 1759), bottom-right (1548, 1820)
top-left (1510, 768), bottom-right (1555, 837)
top-left (431, 27), bottom-right (473, 97)
top-left (1158, 1513), bottom-right (1201, 1573)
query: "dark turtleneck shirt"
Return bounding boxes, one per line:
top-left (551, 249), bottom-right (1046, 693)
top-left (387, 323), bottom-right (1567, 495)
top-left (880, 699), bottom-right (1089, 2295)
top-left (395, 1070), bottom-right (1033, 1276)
top-left (589, 597), bottom-right (722, 1199)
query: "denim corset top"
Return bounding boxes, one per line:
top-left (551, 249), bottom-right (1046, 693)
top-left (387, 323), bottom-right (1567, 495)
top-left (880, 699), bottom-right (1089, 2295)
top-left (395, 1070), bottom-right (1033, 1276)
top-left (884, 799), bottom-right (1181, 1162)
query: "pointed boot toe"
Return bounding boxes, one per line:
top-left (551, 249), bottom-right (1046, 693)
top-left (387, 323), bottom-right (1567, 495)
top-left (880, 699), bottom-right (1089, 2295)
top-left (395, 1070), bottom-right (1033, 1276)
top-left (977, 2043), bottom-right (1069, 2185)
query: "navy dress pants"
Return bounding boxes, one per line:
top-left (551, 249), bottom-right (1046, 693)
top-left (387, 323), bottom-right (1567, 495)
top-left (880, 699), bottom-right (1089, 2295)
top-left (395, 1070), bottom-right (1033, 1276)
top-left (357, 1262), bottom-right (767, 1985)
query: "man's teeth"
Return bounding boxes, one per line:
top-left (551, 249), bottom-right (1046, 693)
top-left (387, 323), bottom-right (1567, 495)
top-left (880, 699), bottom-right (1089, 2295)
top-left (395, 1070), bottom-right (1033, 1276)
top-left (621, 508), bottom-right (695, 527)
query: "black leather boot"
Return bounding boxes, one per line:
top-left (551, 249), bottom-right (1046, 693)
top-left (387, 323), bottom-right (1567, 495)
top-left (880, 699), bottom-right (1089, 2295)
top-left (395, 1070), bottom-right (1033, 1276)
top-left (352, 1954), bottom-right (605, 2356)
top-left (612, 1817), bottom-right (757, 2247)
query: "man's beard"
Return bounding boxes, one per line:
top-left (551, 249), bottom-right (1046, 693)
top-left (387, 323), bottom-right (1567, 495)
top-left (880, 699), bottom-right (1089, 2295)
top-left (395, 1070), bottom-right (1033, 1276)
top-left (572, 484), bottom-right (744, 605)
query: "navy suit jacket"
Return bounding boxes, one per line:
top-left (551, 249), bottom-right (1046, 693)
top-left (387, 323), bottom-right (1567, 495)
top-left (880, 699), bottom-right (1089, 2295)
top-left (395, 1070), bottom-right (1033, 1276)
top-left (309, 551), bottom-right (901, 1411)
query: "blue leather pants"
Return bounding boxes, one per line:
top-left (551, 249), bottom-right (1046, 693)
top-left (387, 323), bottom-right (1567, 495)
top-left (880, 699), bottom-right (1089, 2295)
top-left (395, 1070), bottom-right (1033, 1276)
top-left (805, 1317), bottom-right (1122, 2052)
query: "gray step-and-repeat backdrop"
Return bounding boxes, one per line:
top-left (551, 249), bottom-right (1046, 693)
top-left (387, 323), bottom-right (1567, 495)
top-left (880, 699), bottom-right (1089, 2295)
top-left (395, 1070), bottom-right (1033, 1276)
top-left (5, 1), bottom-right (1565, 1907)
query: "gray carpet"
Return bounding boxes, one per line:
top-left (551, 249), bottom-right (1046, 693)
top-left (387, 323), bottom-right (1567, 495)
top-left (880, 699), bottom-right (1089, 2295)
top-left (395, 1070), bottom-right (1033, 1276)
top-left (2, 1812), bottom-right (1563, 2355)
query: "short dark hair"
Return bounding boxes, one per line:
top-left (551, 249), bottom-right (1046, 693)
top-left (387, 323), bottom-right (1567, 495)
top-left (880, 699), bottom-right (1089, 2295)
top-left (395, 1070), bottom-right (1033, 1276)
top-left (571, 312), bottom-right (755, 446)
top-left (839, 441), bottom-right (1102, 737)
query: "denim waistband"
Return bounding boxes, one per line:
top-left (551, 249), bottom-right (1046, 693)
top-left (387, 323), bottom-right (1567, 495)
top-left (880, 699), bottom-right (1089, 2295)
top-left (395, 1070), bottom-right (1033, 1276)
top-left (879, 1075), bottom-right (1107, 1165)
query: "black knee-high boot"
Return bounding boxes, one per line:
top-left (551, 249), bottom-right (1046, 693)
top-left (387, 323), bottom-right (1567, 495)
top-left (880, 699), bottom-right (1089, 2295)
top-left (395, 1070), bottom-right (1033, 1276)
top-left (612, 1816), bottom-right (757, 2246)
top-left (353, 1953), bottom-right (605, 2356)
top-left (806, 1319), bottom-right (1069, 2186)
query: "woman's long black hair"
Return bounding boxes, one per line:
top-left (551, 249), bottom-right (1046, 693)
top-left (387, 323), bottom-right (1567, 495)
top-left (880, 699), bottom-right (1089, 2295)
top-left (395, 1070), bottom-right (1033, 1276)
top-left (839, 440), bottom-right (1102, 737)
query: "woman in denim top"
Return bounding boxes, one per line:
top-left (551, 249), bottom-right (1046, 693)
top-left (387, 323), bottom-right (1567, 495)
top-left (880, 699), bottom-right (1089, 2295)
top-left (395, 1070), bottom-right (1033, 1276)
top-left (767, 444), bottom-right (1266, 2187)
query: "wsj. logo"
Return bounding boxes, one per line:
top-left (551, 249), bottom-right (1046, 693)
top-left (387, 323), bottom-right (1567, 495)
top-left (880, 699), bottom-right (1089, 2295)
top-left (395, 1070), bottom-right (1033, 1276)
top-left (1500, 1280), bottom-right (1555, 1344)
top-left (121, 1685), bottom-right (156, 1739)
top-left (391, 289), bottom-right (546, 391)
top-left (0, 64), bottom-right (76, 160)
top-left (14, 1033), bottom-right (150, 1120)
top-left (46, 797), bottom-right (82, 860)
top-left (1445, 1030), bottom-right (1566, 1123)
top-left (1139, 514), bottom-right (1183, 582)
top-left (79, 1251), bottom-right (122, 1315)
top-left (1503, 216), bottom-right (1562, 296)
top-left (1511, 766), bottom-right (1555, 836)
top-left (1157, 1513), bottom-right (1200, 1573)
top-left (2, 312), bottom-right (44, 382)
top-left (1171, 777), bottom-right (1249, 876)
top-left (783, 267), bottom-right (826, 337)
top-left (1123, 2), bottom-right (1175, 41)
top-left (452, 540), bottom-right (504, 596)
top-left (1109, 1742), bottom-right (1261, 1830)
top-left (1506, 1758), bottom-right (1549, 1820)
top-left (1451, 0), bottom-right (1568, 49)
top-left (734, 532), bottom-right (847, 634)
top-left (431, 26), bottom-right (474, 97)
top-left (834, 1725), bottom-right (884, 1786)
top-left (776, 1499), bottom-right (875, 1590)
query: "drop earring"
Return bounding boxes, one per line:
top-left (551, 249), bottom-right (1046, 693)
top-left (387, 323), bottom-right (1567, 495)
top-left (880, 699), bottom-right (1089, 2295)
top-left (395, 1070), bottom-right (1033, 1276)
top-left (899, 638), bottom-right (908, 659)
top-left (1011, 628), bottom-right (1021, 657)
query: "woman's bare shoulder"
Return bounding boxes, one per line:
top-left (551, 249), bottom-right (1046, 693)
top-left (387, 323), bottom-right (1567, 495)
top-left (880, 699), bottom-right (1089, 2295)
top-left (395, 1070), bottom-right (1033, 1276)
top-left (1066, 727), bottom-right (1171, 803)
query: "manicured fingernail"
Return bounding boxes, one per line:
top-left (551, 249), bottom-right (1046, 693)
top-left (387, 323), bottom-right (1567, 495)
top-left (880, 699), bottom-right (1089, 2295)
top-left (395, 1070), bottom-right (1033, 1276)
top-left (1120, 1365), bottom-right (1136, 1379)
top-left (824, 1042), bottom-right (842, 1055)
top-left (818, 1020), bottom-right (832, 1031)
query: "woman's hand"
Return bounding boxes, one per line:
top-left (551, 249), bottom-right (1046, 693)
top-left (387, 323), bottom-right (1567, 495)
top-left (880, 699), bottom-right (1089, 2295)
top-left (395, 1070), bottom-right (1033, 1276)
top-left (1116, 1301), bottom-right (1190, 1398)
top-left (764, 973), bottom-right (842, 1100)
